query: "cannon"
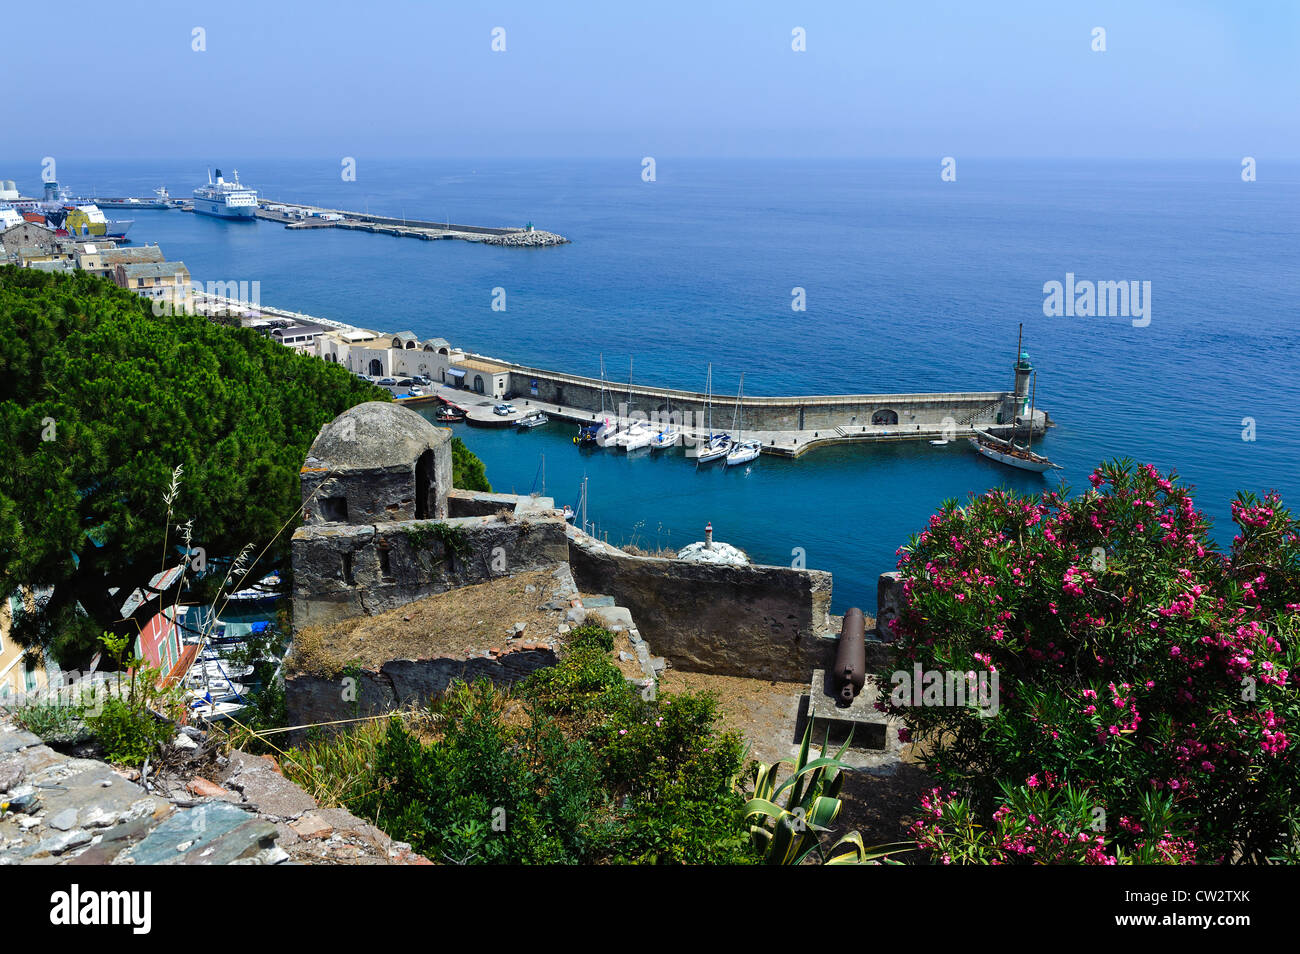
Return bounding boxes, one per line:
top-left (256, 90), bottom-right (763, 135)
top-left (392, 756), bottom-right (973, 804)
top-left (834, 608), bottom-right (867, 706)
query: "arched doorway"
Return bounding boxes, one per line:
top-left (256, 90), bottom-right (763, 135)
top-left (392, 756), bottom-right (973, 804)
top-left (871, 409), bottom-right (899, 426)
top-left (473, 375), bottom-right (485, 394)
top-left (368, 359), bottom-right (383, 377)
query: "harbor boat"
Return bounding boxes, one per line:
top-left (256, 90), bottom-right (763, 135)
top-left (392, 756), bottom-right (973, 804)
top-left (650, 427), bottom-right (679, 450)
top-left (515, 410), bottom-right (548, 428)
top-left (62, 203), bottom-right (132, 239)
top-left (620, 420), bottom-right (655, 451)
top-left (573, 423), bottom-right (601, 446)
top-left (968, 328), bottom-right (1060, 473)
top-left (561, 505), bottom-right (576, 522)
top-left (435, 404), bottom-right (465, 423)
top-left (723, 374), bottom-right (761, 467)
top-left (193, 168), bottom-right (258, 219)
top-left (725, 439), bottom-right (761, 466)
top-left (186, 681), bottom-right (247, 704)
top-left (189, 697), bottom-right (247, 722)
top-left (594, 416), bottom-right (621, 447)
top-left (696, 433), bottom-right (732, 463)
top-left (968, 428), bottom-right (1059, 472)
top-left (695, 363), bottom-right (731, 464)
top-left (929, 438), bottom-right (950, 446)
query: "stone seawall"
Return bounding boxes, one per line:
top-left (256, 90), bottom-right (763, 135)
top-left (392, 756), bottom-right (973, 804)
top-left (501, 361), bottom-right (1013, 434)
top-left (566, 527), bottom-right (837, 682)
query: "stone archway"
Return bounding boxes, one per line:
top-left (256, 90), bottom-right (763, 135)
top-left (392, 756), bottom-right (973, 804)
top-left (368, 358), bottom-right (383, 377)
top-left (871, 409), bottom-right (899, 426)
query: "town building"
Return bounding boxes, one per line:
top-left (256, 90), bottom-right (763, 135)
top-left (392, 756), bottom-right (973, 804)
top-left (77, 243), bottom-right (165, 277)
top-left (113, 260), bottom-right (191, 301)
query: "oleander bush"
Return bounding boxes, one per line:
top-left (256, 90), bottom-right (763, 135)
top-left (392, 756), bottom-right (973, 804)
top-left (878, 460), bottom-right (1300, 863)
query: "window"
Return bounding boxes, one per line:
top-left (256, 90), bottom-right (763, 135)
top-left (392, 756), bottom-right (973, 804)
top-left (341, 552), bottom-right (354, 584)
top-left (378, 548), bottom-right (393, 581)
top-left (320, 496), bottom-right (349, 522)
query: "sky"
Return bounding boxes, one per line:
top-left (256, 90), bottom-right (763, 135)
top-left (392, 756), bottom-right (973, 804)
top-left (2, 0), bottom-right (1297, 159)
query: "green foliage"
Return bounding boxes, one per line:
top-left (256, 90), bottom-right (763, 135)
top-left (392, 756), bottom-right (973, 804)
top-left (0, 266), bottom-right (384, 665)
top-left (882, 460), bottom-right (1300, 863)
top-left (4, 698), bottom-right (86, 743)
top-left (402, 522), bottom-right (472, 564)
top-left (450, 436), bottom-right (491, 492)
top-left (743, 721), bottom-right (910, 865)
top-left (87, 695), bottom-right (174, 765)
top-left (290, 626), bottom-right (760, 864)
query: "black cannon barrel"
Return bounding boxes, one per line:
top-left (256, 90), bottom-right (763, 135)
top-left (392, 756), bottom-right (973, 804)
top-left (834, 608), bottom-right (867, 706)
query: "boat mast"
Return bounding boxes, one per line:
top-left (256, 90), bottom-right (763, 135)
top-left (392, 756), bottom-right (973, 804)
top-left (734, 373), bottom-right (745, 440)
top-left (1027, 372), bottom-right (1037, 451)
top-left (705, 363), bottom-right (713, 437)
top-left (599, 353), bottom-right (607, 416)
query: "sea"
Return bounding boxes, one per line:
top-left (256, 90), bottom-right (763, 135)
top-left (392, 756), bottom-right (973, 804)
top-left (7, 157), bottom-right (1298, 613)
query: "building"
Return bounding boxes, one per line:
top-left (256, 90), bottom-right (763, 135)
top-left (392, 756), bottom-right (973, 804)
top-left (113, 261), bottom-right (191, 301)
top-left (446, 356), bottom-right (511, 398)
top-left (314, 330), bottom-right (463, 380)
top-left (1, 221), bottom-right (75, 266)
top-left (78, 243), bottom-right (164, 277)
top-left (271, 321), bottom-right (330, 351)
top-left (0, 589), bottom-right (51, 700)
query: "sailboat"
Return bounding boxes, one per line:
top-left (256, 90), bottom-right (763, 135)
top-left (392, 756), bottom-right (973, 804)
top-left (696, 363), bottom-right (732, 464)
top-left (724, 373), bottom-right (761, 466)
top-left (593, 354), bottom-right (621, 446)
top-left (650, 426), bottom-right (679, 450)
top-left (969, 335), bottom-right (1060, 472)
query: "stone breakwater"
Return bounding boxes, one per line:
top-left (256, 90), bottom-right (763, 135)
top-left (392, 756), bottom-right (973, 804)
top-left (478, 230), bottom-right (569, 247)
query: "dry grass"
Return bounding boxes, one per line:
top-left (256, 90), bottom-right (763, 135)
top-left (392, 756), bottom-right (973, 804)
top-left (288, 568), bottom-right (569, 674)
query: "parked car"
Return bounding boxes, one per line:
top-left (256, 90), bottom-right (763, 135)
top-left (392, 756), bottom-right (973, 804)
top-left (395, 378), bottom-right (414, 387)
top-left (412, 375), bottom-right (431, 386)
top-left (378, 378), bottom-right (397, 387)
top-left (493, 403), bottom-right (517, 416)
top-left (407, 386), bottom-right (424, 396)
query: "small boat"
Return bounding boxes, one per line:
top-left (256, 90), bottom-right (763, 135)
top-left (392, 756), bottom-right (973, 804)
top-left (516, 410), bottom-right (548, 428)
top-left (620, 421), bottom-right (655, 451)
top-left (969, 428), bottom-right (1059, 473)
top-left (594, 416), bottom-right (621, 447)
top-left (725, 439), bottom-right (761, 466)
top-left (722, 373), bottom-right (760, 468)
top-left (696, 434), bottom-right (732, 463)
top-left (574, 423), bottom-right (601, 446)
top-left (187, 681), bottom-right (247, 704)
top-left (650, 428), bottom-right (679, 450)
top-left (435, 405), bottom-right (465, 423)
top-left (929, 439), bottom-right (950, 446)
top-left (561, 505), bottom-right (576, 522)
top-left (189, 698), bottom-right (247, 722)
top-left (609, 420), bottom-right (650, 448)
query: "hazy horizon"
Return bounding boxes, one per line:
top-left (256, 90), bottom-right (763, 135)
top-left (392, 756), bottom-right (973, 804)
top-left (5, 0), bottom-right (1297, 161)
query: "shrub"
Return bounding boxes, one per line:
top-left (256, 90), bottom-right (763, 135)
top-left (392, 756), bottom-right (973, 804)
top-left (87, 695), bottom-right (174, 765)
top-left (879, 460), bottom-right (1300, 863)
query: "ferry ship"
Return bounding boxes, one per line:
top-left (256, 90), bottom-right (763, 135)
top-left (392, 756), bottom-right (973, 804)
top-left (193, 169), bottom-right (257, 219)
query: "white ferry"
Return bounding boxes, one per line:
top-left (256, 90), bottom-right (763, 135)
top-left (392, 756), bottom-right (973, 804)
top-left (193, 168), bottom-right (257, 219)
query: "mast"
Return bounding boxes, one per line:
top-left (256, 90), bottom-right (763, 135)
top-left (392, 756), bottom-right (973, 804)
top-left (1012, 322), bottom-right (1023, 398)
top-left (1027, 372), bottom-right (1037, 451)
top-left (705, 363), bottom-right (713, 437)
top-left (734, 373), bottom-right (745, 440)
top-left (599, 353), bottom-right (607, 416)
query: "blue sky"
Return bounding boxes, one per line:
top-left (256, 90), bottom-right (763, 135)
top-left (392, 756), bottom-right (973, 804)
top-left (4, 0), bottom-right (1297, 158)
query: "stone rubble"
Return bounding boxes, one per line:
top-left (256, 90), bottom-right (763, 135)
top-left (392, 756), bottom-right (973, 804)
top-left (0, 719), bottom-right (429, 866)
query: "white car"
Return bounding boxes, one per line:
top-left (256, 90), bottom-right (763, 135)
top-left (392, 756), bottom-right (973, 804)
top-left (493, 403), bottom-right (518, 416)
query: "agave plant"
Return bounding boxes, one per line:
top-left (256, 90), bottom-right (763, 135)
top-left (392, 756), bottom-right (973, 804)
top-left (742, 721), bottom-right (911, 865)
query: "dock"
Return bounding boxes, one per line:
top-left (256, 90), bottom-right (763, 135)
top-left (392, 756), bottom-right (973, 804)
top-left (253, 201), bottom-right (569, 247)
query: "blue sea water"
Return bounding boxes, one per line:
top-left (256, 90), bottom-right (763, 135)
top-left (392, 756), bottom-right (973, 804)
top-left (7, 157), bottom-right (1298, 613)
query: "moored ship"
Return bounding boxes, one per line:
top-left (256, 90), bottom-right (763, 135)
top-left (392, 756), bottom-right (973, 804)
top-left (193, 168), bottom-right (257, 219)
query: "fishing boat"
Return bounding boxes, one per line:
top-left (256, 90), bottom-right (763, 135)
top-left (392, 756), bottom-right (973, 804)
top-left (724, 374), bottom-right (761, 466)
top-left (435, 404), bottom-right (465, 423)
top-left (516, 410), bottom-right (548, 428)
top-left (929, 438), bottom-right (950, 446)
